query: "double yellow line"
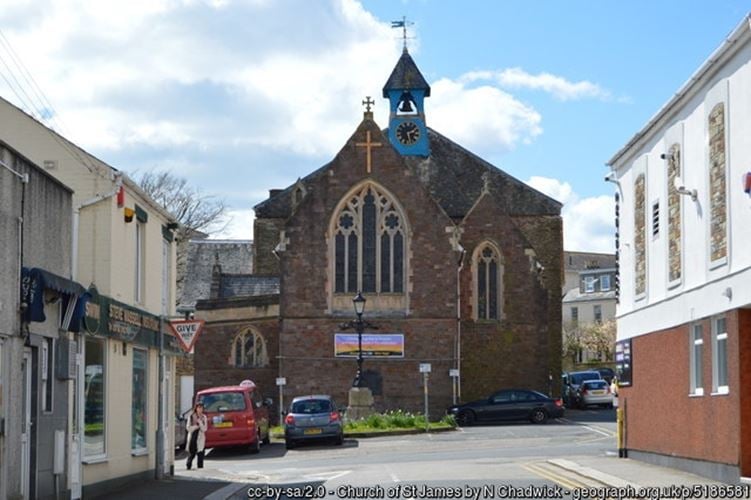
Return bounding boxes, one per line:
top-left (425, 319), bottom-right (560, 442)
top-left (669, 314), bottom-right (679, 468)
top-left (522, 462), bottom-right (590, 491)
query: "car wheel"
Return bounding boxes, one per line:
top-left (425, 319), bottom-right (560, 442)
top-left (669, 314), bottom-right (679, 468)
top-left (249, 433), bottom-right (261, 454)
top-left (335, 433), bottom-right (344, 446)
top-left (285, 439), bottom-right (295, 450)
top-left (456, 410), bottom-right (475, 426)
top-left (262, 431), bottom-right (270, 445)
top-left (530, 408), bottom-right (548, 424)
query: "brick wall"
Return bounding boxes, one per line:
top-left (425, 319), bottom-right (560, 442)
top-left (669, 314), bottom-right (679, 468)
top-left (620, 310), bottom-right (741, 466)
top-left (739, 309), bottom-right (751, 477)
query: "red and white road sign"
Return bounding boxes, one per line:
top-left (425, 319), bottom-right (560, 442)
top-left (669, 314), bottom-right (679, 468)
top-left (168, 319), bottom-right (205, 352)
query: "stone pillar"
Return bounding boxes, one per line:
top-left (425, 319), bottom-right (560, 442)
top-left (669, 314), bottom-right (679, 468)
top-left (346, 386), bottom-right (375, 421)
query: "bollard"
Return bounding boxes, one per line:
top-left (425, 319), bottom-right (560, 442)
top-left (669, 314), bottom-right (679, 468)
top-left (616, 407), bottom-right (625, 458)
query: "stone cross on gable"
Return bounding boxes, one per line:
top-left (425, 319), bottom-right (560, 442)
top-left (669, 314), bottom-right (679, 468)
top-left (355, 130), bottom-right (382, 174)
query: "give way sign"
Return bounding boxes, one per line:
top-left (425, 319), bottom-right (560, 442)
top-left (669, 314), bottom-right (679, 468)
top-left (168, 319), bottom-right (206, 352)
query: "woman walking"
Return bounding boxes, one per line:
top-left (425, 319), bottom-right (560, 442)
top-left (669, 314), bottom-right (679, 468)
top-left (186, 402), bottom-right (207, 470)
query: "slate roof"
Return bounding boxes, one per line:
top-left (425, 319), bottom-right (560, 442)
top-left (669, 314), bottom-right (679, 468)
top-left (219, 275), bottom-right (280, 299)
top-left (382, 48), bottom-right (431, 97)
top-left (564, 251), bottom-right (616, 272)
top-left (254, 127), bottom-right (561, 219)
top-left (179, 239), bottom-right (253, 308)
top-left (562, 287), bottom-right (616, 303)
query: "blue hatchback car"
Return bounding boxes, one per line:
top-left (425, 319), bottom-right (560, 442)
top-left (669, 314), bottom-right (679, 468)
top-left (284, 395), bottom-right (344, 449)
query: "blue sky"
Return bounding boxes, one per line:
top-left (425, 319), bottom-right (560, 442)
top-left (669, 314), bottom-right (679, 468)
top-left (1, 0), bottom-right (748, 251)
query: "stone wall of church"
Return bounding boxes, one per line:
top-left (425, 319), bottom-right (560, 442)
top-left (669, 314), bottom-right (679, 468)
top-left (456, 195), bottom-right (562, 402)
top-left (254, 217), bottom-right (285, 275)
top-left (194, 316), bottom-right (280, 408)
top-left (280, 318), bottom-right (455, 416)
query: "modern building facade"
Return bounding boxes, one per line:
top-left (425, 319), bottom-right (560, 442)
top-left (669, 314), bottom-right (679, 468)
top-left (195, 48), bottom-right (563, 416)
top-left (608, 14), bottom-right (751, 482)
top-left (0, 96), bottom-right (183, 497)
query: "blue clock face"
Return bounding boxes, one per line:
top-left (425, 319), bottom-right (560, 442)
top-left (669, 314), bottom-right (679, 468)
top-left (396, 121), bottom-right (420, 145)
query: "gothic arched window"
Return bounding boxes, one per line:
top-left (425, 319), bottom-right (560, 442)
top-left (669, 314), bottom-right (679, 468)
top-left (333, 183), bottom-right (406, 294)
top-left (231, 329), bottom-right (268, 368)
top-left (474, 242), bottom-right (503, 320)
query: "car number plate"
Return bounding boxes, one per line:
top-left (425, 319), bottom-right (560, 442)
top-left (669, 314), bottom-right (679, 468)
top-left (214, 421), bottom-right (233, 428)
top-left (303, 428), bottom-right (322, 435)
top-left (592, 390), bottom-right (605, 395)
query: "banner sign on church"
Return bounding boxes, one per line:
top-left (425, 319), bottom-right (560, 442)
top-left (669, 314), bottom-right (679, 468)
top-left (334, 333), bottom-right (404, 358)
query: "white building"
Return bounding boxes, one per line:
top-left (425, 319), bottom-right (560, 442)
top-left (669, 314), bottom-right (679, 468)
top-left (607, 14), bottom-right (751, 482)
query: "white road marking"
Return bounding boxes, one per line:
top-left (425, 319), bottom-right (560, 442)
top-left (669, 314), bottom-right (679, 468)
top-left (303, 470), bottom-right (351, 481)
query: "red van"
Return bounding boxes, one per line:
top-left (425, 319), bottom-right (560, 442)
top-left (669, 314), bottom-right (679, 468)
top-left (194, 380), bottom-right (272, 453)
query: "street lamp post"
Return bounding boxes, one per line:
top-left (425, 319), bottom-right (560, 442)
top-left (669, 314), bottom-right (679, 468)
top-left (340, 291), bottom-right (376, 388)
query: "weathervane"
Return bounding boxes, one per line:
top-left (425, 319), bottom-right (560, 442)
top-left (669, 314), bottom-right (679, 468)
top-left (391, 16), bottom-right (414, 50)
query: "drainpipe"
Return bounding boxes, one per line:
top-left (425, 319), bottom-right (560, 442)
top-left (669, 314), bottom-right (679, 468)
top-left (156, 316), bottom-right (165, 479)
top-left (71, 172), bottom-right (122, 279)
top-left (456, 247), bottom-right (466, 403)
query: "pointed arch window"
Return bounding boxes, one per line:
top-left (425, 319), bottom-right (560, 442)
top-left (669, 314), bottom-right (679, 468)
top-left (231, 329), bottom-right (268, 368)
top-left (474, 242), bottom-right (503, 320)
top-left (333, 184), bottom-right (406, 294)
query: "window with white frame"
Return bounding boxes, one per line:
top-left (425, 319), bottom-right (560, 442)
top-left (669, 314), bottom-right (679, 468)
top-left (42, 337), bottom-right (54, 412)
top-left (135, 222), bottom-right (145, 303)
top-left (584, 276), bottom-right (595, 293)
top-left (600, 275), bottom-right (611, 291)
top-left (712, 316), bottom-right (728, 394)
top-left (593, 305), bottom-right (602, 324)
top-left (690, 324), bottom-right (703, 396)
top-left (231, 329), bottom-right (269, 368)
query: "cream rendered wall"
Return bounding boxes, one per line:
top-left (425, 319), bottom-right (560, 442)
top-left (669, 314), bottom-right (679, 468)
top-left (83, 342), bottom-right (169, 485)
top-left (567, 299), bottom-right (616, 325)
top-left (614, 34), bottom-right (751, 340)
top-left (108, 186), bottom-right (176, 316)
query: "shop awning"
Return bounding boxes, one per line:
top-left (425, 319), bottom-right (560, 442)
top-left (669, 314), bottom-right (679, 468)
top-left (21, 267), bottom-right (87, 331)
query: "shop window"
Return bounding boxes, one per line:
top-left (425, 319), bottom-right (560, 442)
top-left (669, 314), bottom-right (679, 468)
top-left (84, 338), bottom-right (106, 457)
top-left (132, 348), bottom-right (148, 451)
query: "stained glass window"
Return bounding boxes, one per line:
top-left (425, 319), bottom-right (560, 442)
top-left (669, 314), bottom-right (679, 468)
top-left (332, 184), bottom-right (407, 294)
top-left (475, 243), bottom-right (502, 320)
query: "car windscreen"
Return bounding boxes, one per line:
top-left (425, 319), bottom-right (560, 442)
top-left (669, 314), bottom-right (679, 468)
top-left (291, 399), bottom-right (332, 414)
top-left (583, 381), bottom-right (608, 389)
top-left (570, 372), bottom-right (601, 385)
top-left (198, 391), bottom-right (247, 412)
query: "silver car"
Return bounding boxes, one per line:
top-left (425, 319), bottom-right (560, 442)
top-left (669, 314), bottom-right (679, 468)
top-left (577, 380), bottom-right (614, 408)
top-left (284, 395), bottom-right (344, 449)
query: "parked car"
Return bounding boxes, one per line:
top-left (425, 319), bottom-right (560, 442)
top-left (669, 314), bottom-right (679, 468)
top-left (284, 395), bottom-right (344, 449)
top-left (175, 411), bottom-right (187, 450)
top-left (447, 389), bottom-right (564, 426)
top-left (194, 380), bottom-right (272, 453)
top-left (594, 367), bottom-right (616, 384)
top-left (576, 380), bottom-right (614, 409)
top-left (562, 370), bottom-right (603, 408)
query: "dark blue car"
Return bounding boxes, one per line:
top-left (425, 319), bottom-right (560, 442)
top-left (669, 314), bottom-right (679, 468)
top-left (447, 389), bottom-right (564, 426)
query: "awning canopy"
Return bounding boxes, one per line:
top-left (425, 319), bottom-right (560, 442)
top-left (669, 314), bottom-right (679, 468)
top-left (21, 267), bottom-right (87, 332)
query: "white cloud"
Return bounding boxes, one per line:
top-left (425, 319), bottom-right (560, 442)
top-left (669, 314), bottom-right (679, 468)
top-left (462, 68), bottom-right (611, 101)
top-left (526, 176), bottom-right (615, 253)
top-left (213, 208), bottom-right (254, 240)
top-left (430, 77), bottom-right (542, 154)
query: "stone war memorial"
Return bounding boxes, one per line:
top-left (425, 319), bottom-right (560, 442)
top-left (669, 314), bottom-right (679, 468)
top-left (194, 46), bottom-right (563, 419)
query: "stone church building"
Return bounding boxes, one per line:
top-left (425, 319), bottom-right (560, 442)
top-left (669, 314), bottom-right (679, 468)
top-left (195, 49), bottom-right (563, 416)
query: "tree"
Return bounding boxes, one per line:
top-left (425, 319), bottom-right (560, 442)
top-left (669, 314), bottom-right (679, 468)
top-left (562, 318), bottom-right (616, 369)
top-left (135, 170), bottom-right (230, 304)
top-left (137, 170), bottom-right (228, 238)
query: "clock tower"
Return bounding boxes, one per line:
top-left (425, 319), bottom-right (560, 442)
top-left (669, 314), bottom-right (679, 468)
top-left (383, 47), bottom-right (431, 157)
